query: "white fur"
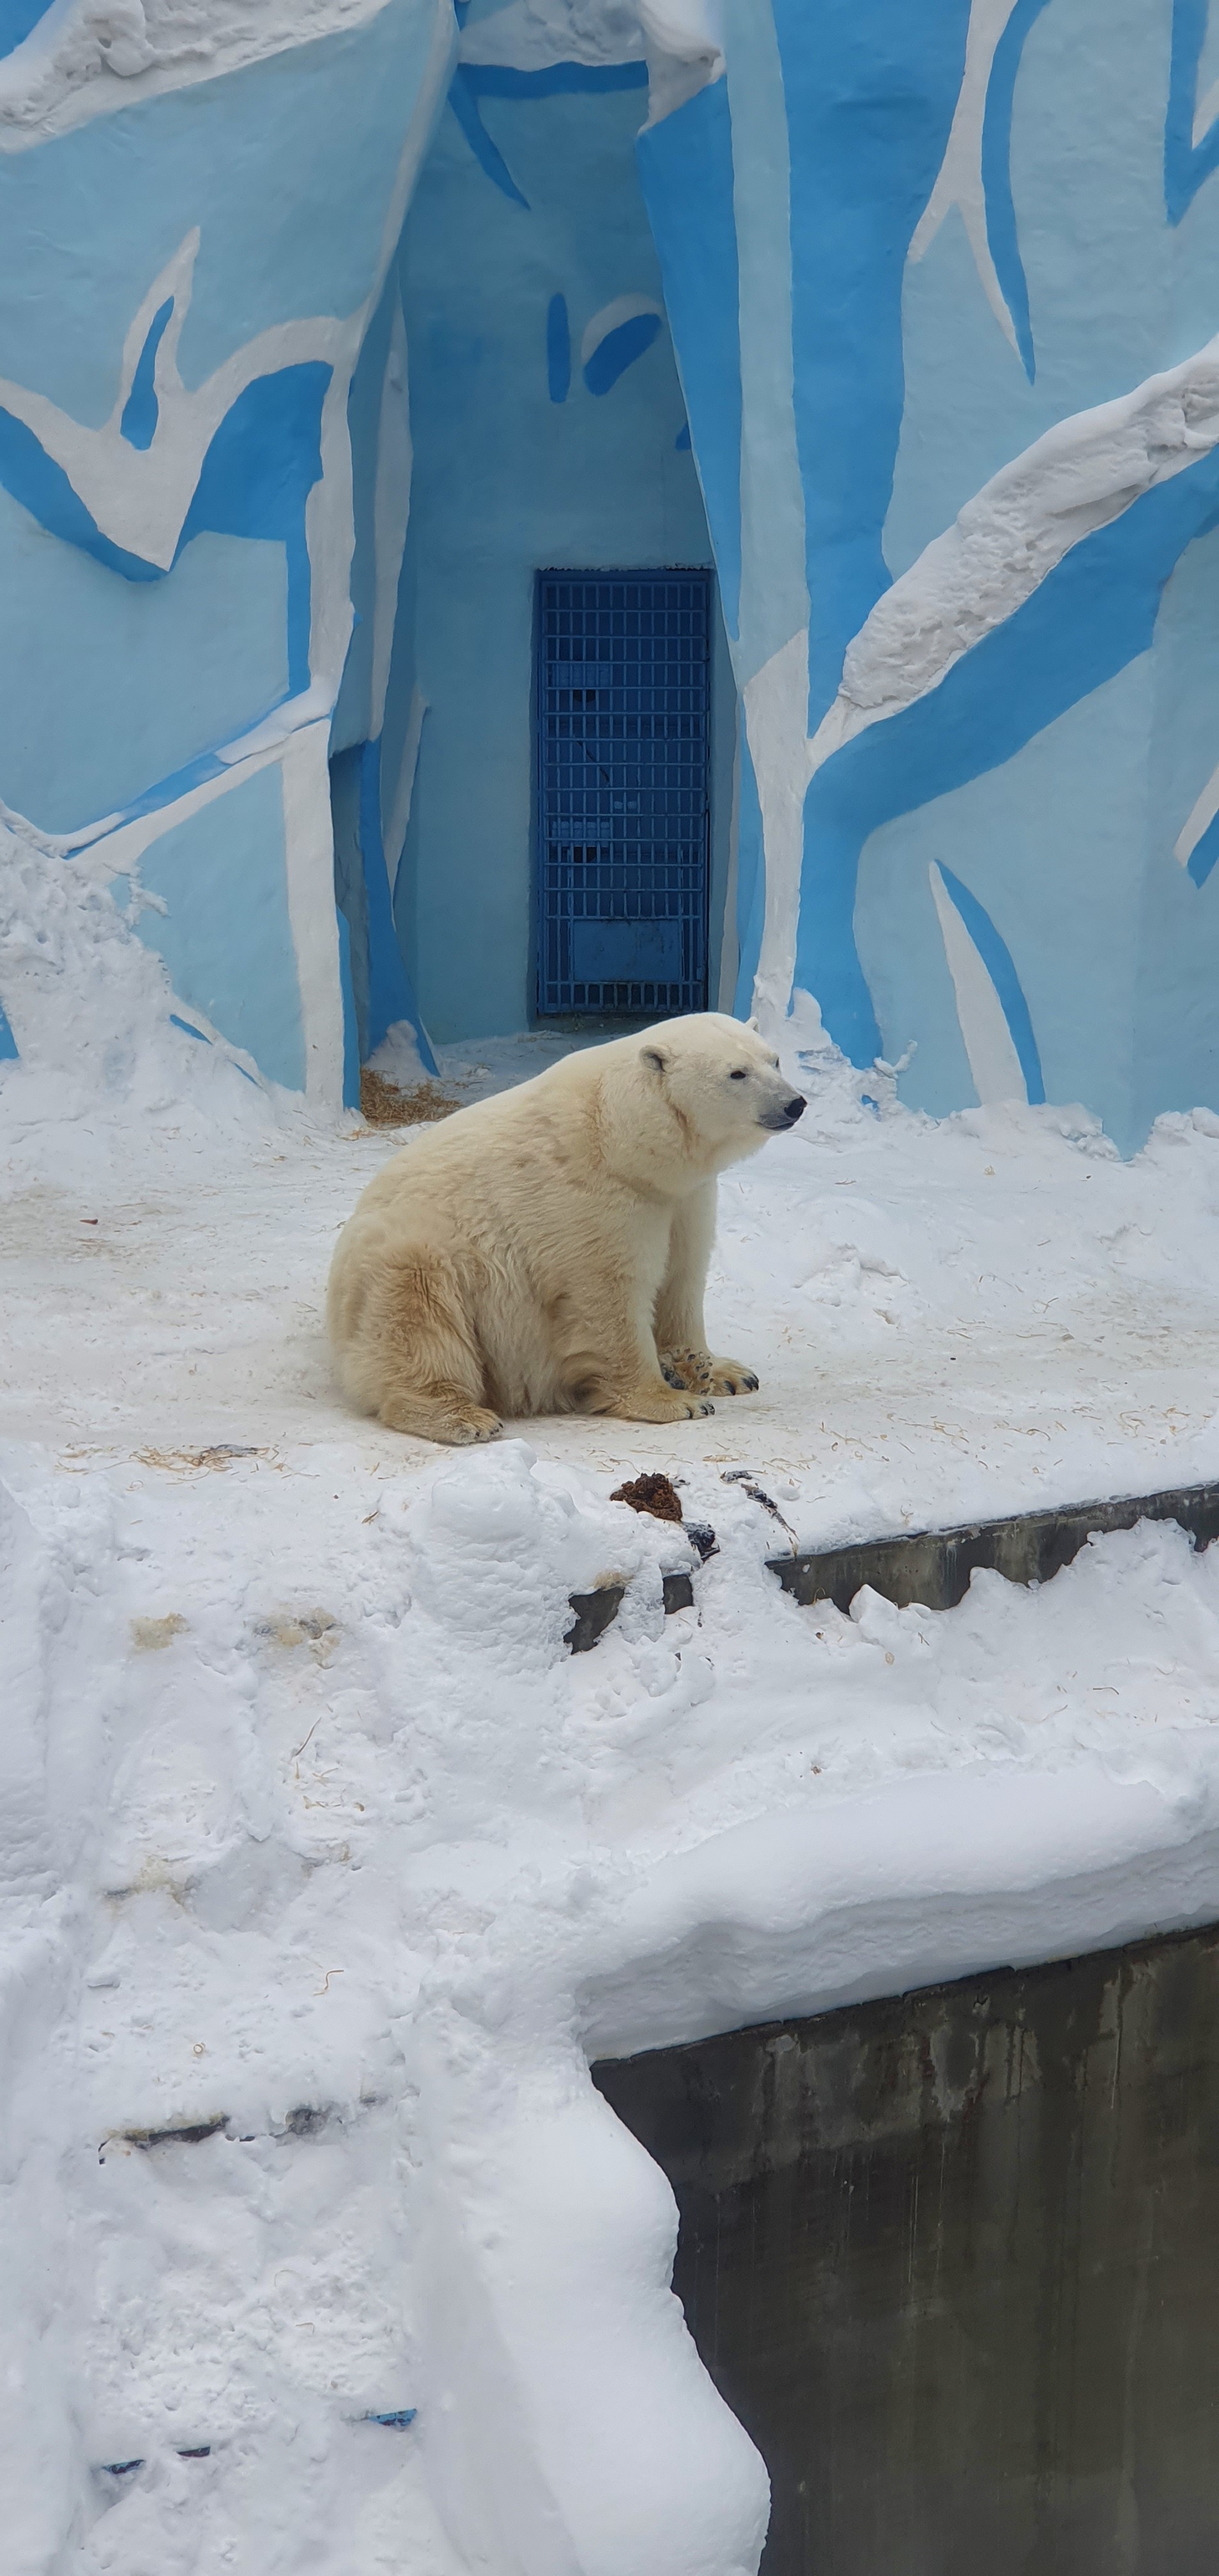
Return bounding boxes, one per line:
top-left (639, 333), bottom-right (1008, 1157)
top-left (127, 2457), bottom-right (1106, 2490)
top-left (326, 1013), bottom-right (804, 1444)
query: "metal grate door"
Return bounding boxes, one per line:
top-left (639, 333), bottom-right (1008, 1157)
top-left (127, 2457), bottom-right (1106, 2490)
top-left (536, 571), bottom-right (711, 1016)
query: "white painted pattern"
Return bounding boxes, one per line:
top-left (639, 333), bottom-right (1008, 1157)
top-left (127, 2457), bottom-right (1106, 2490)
top-left (716, 712), bottom-right (740, 1009)
top-left (1174, 756), bottom-right (1219, 869)
top-left (579, 293), bottom-right (664, 369)
top-left (929, 859), bottom-right (1028, 1105)
top-left (908, 0), bottom-right (1023, 355)
top-left (278, 720), bottom-right (349, 1114)
top-left (744, 627), bottom-right (815, 1038)
top-left (0, 250), bottom-right (345, 574)
top-left (727, 0), bottom-right (810, 688)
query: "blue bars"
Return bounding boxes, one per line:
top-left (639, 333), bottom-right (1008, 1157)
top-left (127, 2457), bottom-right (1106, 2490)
top-left (536, 571), bottom-right (710, 1018)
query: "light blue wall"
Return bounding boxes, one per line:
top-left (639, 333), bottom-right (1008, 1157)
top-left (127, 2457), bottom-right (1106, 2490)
top-left (136, 763), bottom-right (305, 1089)
top-left (0, 496), bottom-right (288, 833)
top-left (856, 656), bottom-right (1149, 1130)
top-left (886, 0), bottom-right (1180, 578)
top-left (387, 73), bottom-right (728, 1043)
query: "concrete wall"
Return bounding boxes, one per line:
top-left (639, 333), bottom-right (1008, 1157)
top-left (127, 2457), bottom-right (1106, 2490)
top-left (594, 1922), bottom-right (1219, 2575)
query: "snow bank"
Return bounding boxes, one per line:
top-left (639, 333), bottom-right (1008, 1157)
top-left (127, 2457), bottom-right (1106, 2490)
top-left (0, 821), bottom-right (312, 1193)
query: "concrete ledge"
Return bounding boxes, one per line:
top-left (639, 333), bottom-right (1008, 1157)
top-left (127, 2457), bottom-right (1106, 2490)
top-left (768, 1476), bottom-right (1219, 1615)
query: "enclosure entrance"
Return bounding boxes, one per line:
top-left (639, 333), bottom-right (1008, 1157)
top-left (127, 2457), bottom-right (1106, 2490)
top-left (594, 1924), bottom-right (1219, 2575)
top-left (536, 570), bottom-right (710, 1018)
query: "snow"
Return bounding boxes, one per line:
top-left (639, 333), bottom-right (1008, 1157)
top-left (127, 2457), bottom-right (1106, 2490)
top-left (0, 0), bottom-right (396, 150)
top-left (6, 836), bottom-right (1219, 2567)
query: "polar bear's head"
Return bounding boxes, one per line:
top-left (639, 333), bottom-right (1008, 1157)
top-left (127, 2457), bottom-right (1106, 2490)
top-left (638, 1013), bottom-right (806, 1168)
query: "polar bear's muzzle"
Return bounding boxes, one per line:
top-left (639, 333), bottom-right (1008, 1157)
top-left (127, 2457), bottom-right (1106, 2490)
top-left (760, 1093), bottom-right (806, 1130)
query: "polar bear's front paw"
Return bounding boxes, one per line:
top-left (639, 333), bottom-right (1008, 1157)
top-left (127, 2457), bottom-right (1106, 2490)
top-left (659, 1346), bottom-right (714, 1394)
top-left (659, 1347), bottom-right (760, 1399)
top-left (707, 1355), bottom-right (760, 1397)
top-left (447, 1406), bottom-right (505, 1445)
top-left (379, 1392), bottom-right (503, 1445)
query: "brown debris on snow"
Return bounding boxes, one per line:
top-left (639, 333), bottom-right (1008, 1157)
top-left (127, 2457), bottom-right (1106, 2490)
top-left (610, 1471), bottom-right (685, 1524)
top-left (359, 1069), bottom-right (460, 1126)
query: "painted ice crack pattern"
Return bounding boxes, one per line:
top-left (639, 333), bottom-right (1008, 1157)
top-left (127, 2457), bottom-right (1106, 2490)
top-left (911, 0), bottom-right (1054, 383)
top-left (0, 233), bottom-right (332, 642)
top-left (119, 298), bottom-right (174, 451)
top-left (448, 56), bottom-right (647, 205)
top-left (0, 223), bottom-right (351, 852)
top-left (977, 0), bottom-right (1054, 379)
top-left (930, 861), bottom-right (1044, 1105)
top-left (1167, 0), bottom-right (1219, 224)
top-left (581, 294), bottom-right (663, 394)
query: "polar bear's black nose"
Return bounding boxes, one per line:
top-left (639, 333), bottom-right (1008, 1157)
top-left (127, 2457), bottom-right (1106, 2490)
top-left (783, 1094), bottom-right (806, 1123)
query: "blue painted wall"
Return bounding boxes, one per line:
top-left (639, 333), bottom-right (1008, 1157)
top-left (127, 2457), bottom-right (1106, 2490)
top-left (636, 0), bottom-right (1219, 1151)
top-left (0, 0), bottom-right (448, 1107)
top-left (383, 72), bottom-right (730, 1043)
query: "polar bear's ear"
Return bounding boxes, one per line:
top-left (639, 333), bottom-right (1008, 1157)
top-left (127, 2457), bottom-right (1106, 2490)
top-left (642, 1044), bottom-right (668, 1075)
top-left (746, 1015), bottom-right (760, 1032)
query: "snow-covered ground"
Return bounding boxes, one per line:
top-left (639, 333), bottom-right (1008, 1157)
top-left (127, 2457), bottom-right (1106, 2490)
top-left (6, 836), bottom-right (1219, 2572)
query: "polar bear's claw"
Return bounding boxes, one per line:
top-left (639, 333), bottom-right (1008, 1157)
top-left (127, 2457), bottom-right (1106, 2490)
top-left (708, 1359), bottom-right (760, 1396)
top-left (450, 1408), bottom-right (503, 1445)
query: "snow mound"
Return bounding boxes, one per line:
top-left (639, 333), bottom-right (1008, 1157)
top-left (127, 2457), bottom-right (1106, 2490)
top-left (0, 825), bottom-right (307, 1188)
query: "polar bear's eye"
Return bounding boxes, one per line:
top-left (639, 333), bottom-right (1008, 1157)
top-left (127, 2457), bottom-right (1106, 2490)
top-left (730, 1068), bottom-right (748, 1080)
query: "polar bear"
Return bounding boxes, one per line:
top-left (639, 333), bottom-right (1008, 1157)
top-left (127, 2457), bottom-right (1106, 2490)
top-left (326, 1013), bottom-right (806, 1445)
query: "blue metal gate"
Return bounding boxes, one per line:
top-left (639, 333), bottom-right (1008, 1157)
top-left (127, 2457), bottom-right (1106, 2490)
top-left (536, 571), bottom-right (711, 1016)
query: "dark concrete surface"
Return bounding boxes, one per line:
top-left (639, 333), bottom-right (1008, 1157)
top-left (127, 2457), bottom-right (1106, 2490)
top-left (592, 1925), bottom-right (1219, 2575)
top-left (769, 1478), bottom-right (1219, 1616)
